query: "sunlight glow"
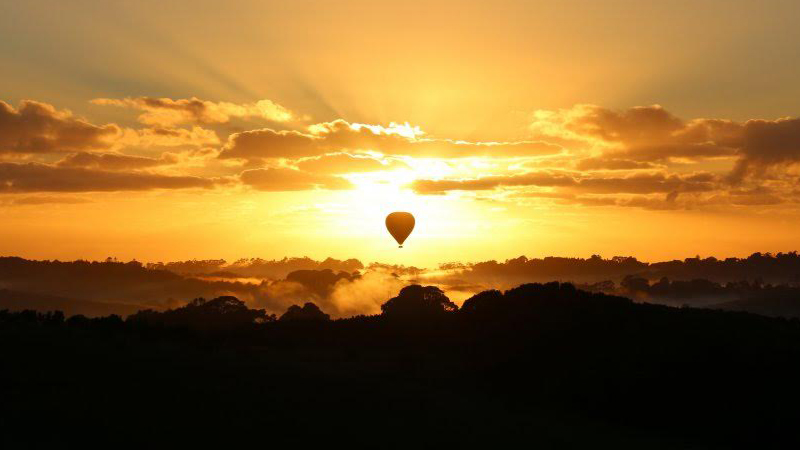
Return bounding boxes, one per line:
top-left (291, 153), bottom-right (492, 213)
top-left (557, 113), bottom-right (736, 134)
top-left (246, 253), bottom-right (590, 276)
top-left (351, 122), bottom-right (425, 139)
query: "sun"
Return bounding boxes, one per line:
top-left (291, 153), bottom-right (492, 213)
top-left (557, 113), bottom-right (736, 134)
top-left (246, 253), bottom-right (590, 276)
top-left (345, 169), bottom-right (428, 216)
top-left (334, 165), bottom-right (468, 242)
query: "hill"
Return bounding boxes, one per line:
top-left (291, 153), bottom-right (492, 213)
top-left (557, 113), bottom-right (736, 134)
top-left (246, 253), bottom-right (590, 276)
top-left (3, 282), bottom-right (800, 447)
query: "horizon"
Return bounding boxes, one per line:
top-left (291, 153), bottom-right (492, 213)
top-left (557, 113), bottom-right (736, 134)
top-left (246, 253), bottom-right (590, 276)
top-left (3, 1), bottom-right (800, 266)
top-left (4, 248), bottom-right (799, 268)
top-left (5, 3), bottom-right (800, 445)
top-left (5, 249), bottom-right (800, 320)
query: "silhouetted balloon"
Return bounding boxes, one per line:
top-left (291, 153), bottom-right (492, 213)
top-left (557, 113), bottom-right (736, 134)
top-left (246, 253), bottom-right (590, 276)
top-left (385, 212), bottom-right (415, 248)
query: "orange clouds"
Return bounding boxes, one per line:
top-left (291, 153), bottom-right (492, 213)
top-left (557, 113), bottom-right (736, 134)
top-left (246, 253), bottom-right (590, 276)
top-left (411, 172), bottom-right (577, 194)
top-left (530, 104), bottom-right (741, 163)
top-left (1, 195), bottom-right (93, 206)
top-left (92, 97), bottom-right (295, 126)
top-left (239, 167), bottom-right (352, 191)
top-left (294, 153), bottom-right (409, 174)
top-left (411, 171), bottom-right (717, 195)
top-left (528, 104), bottom-right (800, 194)
top-left (55, 152), bottom-right (173, 171)
top-left (0, 100), bottom-right (120, 154)
top-left (575, 157), bottom-right (659, 171)
top-left (733, 118), bottom-right (800, 180)
top-left (3, 96), bottom-right (800, 209)
top-left (0, 162), bottom-right (219, 192)
top-left (574, 172), bottom-right (717, 195)
top-left (119, 126), bottom-right (220, 148)
top-left (219, 119), bottom-right (563, 161)
top-left (220, 128), bottom-right (322, 159)
top-left (530, 104), bottom-right (800, 178)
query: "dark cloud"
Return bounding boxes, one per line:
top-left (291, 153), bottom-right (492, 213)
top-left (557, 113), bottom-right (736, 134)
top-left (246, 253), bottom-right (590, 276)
top-left (121, 126), bottom-right (220, 148)
top-left (574, 172), bottom-right (718, 194)
top-left (534, 105), bottom-right (741, 163)
top-left (92, 97), bottom-right (294, 126)
top-left (511, 190), bottom-right (575, 200)
top-left (411, 172), bottom-right (576, 194)
top-left (726, 186), bottom-right (785, 206)
top-left (731, 118), bottom-right (800, 181)
top-left (412, 171), bottom-right (717, 196)
top-left (504, 191), bottom-right (689, 211)
top-left (295, 153), bottom-right (409, 174)
top-left (56, 152), bottom-right (170, 170)
top-left (221, 129), bottom-right (322, 159)
top-left (0, 100), bottom-right (120, 154)
top-left (568, 195), bottom-right (684, 210)
top-left (0, 162), bottom-right (218, 192)
top-left (576, 157), bottom-right (659, 171)
top-left (239, 167), bottom-right (353, 191)
top-left (565, 104), bottom-right (685, 144)
top-left (220, 120), bottom-right (563, 161)
top-left (568, 196), bottom-right (621, 207)
top-left (2, 195), bottom-right (92, 206)
top-left (666, 191), bottom-right (679, 202)
top-left (621, 142), bottom-right (737, 162)
top-left (534, 104), bottom-right (800, 185)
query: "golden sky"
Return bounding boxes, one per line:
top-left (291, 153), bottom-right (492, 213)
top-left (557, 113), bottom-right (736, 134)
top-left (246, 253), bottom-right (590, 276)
top-left (2, 0), bottom-right (800, 266)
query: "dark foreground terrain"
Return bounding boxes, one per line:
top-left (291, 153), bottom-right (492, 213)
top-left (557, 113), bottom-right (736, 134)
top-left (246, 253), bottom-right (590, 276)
top-left (3, 283), bottom-right (800, 448)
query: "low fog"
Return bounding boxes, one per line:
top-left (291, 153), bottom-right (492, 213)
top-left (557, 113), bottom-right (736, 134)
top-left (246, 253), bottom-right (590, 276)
top-left (2, 252), bottom-right (800, 319)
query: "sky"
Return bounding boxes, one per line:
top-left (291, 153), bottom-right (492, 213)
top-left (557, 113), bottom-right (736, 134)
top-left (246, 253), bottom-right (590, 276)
top-left (1, 0), bottom-right (800, 266)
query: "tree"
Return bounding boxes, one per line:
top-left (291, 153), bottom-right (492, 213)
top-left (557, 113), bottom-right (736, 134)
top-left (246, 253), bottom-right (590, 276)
top-left (127, 296), bottom-right (273, 329)
top-left (279, 302), bottom-right (331, 322)
top-left (380, 285), bottom-right (457, 318)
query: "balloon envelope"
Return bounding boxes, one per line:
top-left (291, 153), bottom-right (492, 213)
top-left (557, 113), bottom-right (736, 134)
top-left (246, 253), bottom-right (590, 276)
top-left (385, 212), bottom-right (415, 247)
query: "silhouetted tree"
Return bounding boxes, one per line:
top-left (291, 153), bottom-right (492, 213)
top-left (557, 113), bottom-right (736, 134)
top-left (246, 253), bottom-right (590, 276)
top-left (621, 275), bottom-right (650, 294)
top-left (461, 282), bottom-right (632, 319)
top-left (128, 296), bottom-right (273, 330)
top-left (380, 285), bottom-right (457, 317)
top-left (459, 289), bottom-right (503, 314)
top-left (279, 302), bottom-right (331, 322)
top-left (5, 281), bottom-right (800, 447)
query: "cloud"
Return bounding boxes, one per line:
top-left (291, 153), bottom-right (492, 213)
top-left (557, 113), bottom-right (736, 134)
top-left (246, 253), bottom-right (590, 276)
top-left (565, 195), bottom-right (689, 210)
top-left (620, 142), bottom-right (737, 162)
top-left (255, 269), bottom-right (408, 318)
top-left (574, 172), bottom-right (717, 194)
top-left (294, 152), bottom-right (409, 174)
top-left (92, 97), bottom-right (295, 126)
top-left (239, 167), bottom-right (353, 191)
top-left (411, 171), bottom-right (717, 195)
top-left (1, 195), bottom-right (92, 206)
top-left (731, 118), bottom-right (800, 181)
top-left (530, 104), bottom-right (740, 163)
top-left (508, 189), bottom-right (706, 211)
top-left (0, 162), bottom-right (219, 192)
top-left (411, 172), bottom-right (576, 194)
top-left (529, 104), bottom-right (800, 186)
top-left (56, 152), bottom-right (171, 170)
top-left (562, 104), bottom-right (685, 144)
top-left (119, 126), bottom-right (220, 148)
top-left (327, 271), bottom-right (407, 317)
top-left (0, 100), bottom-right (121, 154)
top-left (575, 157), bottom-right (659, 171)
top-left (219, 119), bottom-right (563, 161)
top-left (220, 128), bottom-right (321, 159)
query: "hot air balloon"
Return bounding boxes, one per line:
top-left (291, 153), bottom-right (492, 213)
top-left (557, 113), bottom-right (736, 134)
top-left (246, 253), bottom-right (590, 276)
top-left (385, 212), bottom-right (415, 248)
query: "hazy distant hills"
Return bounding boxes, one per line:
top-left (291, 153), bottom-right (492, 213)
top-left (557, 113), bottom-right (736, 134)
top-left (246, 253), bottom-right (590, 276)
top-left (0, 289), bottom-right (144, 317)
top-left (715, 296), bottom-right (800, 319)
top-left (2, 252), bottom-right (800, 319)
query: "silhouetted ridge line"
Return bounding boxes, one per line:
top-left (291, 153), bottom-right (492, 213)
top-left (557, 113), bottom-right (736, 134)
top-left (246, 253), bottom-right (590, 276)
top-left (453, 251), bottom-right (800, 284)
top-left (3, 282), bottom-right (800, 447)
